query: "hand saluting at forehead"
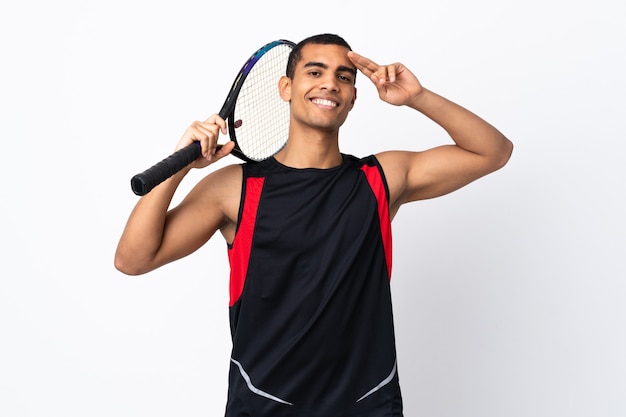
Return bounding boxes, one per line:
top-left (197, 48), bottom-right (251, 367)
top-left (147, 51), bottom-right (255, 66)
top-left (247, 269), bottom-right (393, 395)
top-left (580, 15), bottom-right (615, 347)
top-left (348, 51), bottom-right (424, 107)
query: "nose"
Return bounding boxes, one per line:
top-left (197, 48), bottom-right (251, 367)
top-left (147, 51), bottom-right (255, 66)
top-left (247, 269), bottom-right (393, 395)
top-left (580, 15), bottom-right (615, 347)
top-left (320, 74), bottom-right (339, 92)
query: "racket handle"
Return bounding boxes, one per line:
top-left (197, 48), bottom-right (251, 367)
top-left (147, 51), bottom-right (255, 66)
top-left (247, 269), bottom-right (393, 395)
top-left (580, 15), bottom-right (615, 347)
top-left (130, 142), bottom-right (202, 196)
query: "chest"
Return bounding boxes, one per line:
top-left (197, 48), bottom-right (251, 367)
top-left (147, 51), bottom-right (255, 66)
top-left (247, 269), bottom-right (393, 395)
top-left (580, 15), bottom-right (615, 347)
top-left (252, 169), bottom-right (378, 251)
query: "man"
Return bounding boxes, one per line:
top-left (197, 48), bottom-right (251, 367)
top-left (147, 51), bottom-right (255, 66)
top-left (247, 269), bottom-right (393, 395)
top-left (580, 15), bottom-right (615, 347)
top-left (115, 34), bottom-right (512, 416)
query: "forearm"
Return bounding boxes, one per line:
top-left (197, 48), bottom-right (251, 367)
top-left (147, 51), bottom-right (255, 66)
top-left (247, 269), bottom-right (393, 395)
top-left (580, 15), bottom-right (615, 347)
top-left (409, 88), bottom-right (512, 163)
top-left (114, 167), bottom-right (190, 275)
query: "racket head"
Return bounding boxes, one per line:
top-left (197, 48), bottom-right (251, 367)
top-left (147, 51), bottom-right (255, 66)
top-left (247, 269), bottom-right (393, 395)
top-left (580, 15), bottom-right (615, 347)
top-left (220, 39), bottom-right (295, 163)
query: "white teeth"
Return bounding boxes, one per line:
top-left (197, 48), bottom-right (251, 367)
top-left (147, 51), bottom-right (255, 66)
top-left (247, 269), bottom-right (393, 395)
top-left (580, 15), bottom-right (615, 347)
top-left (312, 98), bottom-right (337, 107)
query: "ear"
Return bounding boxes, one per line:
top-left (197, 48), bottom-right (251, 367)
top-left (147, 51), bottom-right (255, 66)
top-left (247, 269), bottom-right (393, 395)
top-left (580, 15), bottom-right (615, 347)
top-left (278, 76), bottom-right (291, 102)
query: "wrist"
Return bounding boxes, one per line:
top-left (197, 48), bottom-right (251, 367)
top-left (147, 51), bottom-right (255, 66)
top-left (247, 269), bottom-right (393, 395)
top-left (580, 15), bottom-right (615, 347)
top-left (407, 88), bottom-right (432, 111)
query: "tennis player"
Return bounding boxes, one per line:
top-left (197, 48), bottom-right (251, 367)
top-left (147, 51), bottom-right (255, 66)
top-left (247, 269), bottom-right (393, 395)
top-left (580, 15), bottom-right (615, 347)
top-left (115, 33), bottom-right (513, 416)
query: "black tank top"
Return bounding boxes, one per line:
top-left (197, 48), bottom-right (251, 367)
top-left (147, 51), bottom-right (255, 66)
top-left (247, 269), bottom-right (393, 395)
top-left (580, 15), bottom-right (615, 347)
top-left (226, 154), bottom-right (403, 417)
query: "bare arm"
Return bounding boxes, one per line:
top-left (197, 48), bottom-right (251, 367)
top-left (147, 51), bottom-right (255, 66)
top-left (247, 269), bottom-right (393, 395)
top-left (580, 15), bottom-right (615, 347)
top-left (114, 115), bottom-right (238, 275)
top-left (348, 52), bottom-right (513, 216)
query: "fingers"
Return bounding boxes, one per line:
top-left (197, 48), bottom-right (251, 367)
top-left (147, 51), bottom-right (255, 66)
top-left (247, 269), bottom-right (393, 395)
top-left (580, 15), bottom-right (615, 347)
top-left (177, 114), bottom-right (229, 162)
top-left (202, 114), bottom-right (228, 131)
top-left (348, 51), bottom-right (377, 78)
top-left (348, 51), bottom-right (398, 85)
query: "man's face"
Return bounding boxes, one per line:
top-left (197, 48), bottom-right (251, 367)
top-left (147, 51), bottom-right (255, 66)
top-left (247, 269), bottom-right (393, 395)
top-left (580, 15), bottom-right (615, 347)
top-left (281, 43), bottom-right (357, 133)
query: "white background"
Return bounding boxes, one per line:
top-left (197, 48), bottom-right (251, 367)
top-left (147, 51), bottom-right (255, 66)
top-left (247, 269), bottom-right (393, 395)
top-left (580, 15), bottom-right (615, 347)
top-left (1, 0), bottom-right (624, 416)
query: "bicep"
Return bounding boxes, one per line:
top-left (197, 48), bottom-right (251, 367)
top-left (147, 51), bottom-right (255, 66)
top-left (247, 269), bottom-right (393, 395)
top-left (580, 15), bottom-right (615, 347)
top-left (378, 145), bottom-right (494, 208)
top-left (154, 165), bottom-right (241, 267)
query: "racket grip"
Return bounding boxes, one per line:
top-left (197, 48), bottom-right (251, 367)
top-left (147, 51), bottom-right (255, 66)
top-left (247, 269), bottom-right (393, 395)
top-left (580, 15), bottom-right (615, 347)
top-left (130, 142), bottom-right (202, 196)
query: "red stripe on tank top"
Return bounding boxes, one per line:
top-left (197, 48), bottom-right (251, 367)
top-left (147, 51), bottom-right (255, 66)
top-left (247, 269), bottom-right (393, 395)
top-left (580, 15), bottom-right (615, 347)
top-left (228, 177), bottom-right (265, 306)
top-left (360, 164), bottom-right (392, 279)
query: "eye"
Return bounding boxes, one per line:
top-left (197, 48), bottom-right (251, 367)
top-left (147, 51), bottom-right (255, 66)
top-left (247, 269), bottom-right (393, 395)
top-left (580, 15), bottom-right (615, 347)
top-left (338, 74), bottom-right (353, 83)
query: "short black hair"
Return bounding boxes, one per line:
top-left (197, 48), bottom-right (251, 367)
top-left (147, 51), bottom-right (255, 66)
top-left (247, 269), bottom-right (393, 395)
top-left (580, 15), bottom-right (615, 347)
top-left (286, 34), bottom-right (354, 80)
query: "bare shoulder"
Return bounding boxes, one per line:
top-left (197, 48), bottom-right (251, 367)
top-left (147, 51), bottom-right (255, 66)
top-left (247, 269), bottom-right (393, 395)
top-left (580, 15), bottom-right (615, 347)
top-left (197, 163), bottom-right (243, 191)
top-left (375, 150), bottom-right (424, 217)
top-left (377, 139), bottom-right (512, 213)
top-left (170, 163), bottom-right (243, 244)
top-left (376, 146), bottom-right (470, 211)
top-left (189, 163), bottom-right (243, 222)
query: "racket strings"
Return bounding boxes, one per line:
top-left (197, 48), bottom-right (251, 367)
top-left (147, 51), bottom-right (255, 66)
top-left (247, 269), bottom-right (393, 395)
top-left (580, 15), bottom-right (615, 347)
top-left (234, 44), bottom-right (291, 160)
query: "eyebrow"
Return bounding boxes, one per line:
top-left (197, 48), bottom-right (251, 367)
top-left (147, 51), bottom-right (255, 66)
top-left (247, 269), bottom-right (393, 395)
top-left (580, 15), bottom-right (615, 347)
top-left (303, 61), bottom-right (357, 77)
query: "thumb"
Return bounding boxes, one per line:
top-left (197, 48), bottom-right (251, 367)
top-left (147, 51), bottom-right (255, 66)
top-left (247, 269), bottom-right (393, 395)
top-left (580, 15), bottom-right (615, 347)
top-left (214, 140), bottom-right (236, 158)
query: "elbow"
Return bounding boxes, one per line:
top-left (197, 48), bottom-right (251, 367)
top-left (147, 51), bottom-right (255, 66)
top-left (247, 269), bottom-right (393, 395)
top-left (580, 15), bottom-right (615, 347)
top-left (492, 135), bottom-right (514, 171)
top-left (501, 136), bottom-right (514, 167)
top-left (114, 258), bottom-right (139, 276)
top-left (114, 251), bottom-right (148, 276)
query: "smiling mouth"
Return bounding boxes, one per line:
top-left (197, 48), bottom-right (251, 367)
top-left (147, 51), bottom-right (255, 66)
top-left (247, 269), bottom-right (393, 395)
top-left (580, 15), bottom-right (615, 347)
top-left (311, 98), bottom-right (338, 108)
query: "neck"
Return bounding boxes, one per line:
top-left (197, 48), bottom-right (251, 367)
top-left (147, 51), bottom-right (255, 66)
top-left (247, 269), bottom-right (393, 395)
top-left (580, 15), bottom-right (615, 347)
top-left (274, 127), bottom-right (343, 169)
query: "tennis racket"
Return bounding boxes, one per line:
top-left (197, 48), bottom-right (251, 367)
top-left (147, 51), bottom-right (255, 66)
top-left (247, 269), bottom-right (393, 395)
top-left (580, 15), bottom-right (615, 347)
top-left (130, 39), bottom-right (295, 196)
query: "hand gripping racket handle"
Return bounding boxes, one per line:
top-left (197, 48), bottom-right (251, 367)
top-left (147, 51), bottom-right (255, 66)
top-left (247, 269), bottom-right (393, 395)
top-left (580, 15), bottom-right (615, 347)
top-left (130, 99), bottom-right (235, 196)
top-left (130, 142), bottom-right (202, 196)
